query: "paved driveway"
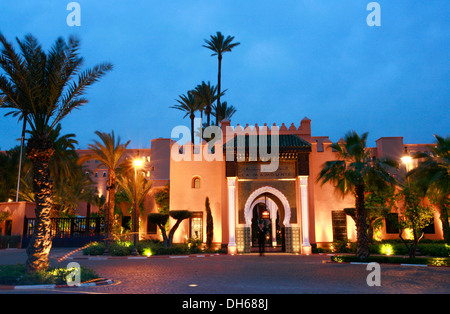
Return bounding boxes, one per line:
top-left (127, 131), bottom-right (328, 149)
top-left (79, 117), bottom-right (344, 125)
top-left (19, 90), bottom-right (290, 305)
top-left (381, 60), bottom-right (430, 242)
top-left (1, 249), bottom-right (449, 294)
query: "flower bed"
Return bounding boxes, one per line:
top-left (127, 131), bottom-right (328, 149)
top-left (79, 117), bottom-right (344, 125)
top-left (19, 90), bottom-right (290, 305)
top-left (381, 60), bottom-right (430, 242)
top-left (330, 255), bottom-right (450, 267)
top-left (82, 240), bottom-right (225, 257)
top-left (0, 264), bottom-right (99, 285)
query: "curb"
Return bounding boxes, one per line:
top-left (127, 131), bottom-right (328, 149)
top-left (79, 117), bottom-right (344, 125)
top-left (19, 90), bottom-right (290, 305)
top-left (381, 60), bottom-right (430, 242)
top-left (61, 253), bottom-right (222, 261)
top-left (323, 260), bottom-right (450, 268)
top-left (0, 278), bottom-right (114, 291)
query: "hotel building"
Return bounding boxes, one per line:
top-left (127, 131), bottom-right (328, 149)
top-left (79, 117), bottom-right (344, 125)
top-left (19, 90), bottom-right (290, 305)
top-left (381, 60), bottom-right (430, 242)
top-left (0, 118), bottom-right (443, 252)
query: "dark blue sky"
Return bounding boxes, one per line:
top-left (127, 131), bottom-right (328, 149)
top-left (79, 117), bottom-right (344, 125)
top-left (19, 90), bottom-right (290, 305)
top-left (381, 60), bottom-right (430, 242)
top-left (0, 1), bottom-right (448, 150)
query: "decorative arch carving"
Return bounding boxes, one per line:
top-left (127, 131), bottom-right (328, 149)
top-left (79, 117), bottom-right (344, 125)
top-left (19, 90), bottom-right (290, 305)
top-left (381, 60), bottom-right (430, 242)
top-left (243, 186), bottom-right (291, 227)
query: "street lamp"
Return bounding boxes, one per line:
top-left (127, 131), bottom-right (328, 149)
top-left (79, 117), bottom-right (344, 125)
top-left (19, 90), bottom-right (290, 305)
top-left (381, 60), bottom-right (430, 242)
top-left (401, 155), bottom-right (412, 189)
top-left (132, 158), bottom-right (144, 255)
top-left (401, 156), bottom-right (412, 172)
top-left (134, 158), bottom-right (143, 168)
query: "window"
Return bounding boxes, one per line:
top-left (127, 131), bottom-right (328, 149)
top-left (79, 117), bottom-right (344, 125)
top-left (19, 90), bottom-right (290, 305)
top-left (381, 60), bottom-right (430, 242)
top-left (423, 218), bottom-right (435, 234)
top-left (5, 220), bottom-right (12, 236)
top-left (192, 177), bottom-right (201, 189)
top-left (103, 172), bottom-right (107, 177)
top-left (385, 213), bottom-right (399, 234)
top-left (332, 210), bottom-right (347, 241)
top-left (316, 140), bottom-right (324, 152)
top-left (190, 212), bottom-right (203, 241)
top-left (147, 216), bottom-right (157, 234)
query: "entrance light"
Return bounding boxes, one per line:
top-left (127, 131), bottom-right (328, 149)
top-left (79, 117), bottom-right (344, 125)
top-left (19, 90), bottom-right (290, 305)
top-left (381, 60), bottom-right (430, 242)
top-left (134, 158), bottom-right (143, 168)
top-left (401, 155), bottom-right (412, 165)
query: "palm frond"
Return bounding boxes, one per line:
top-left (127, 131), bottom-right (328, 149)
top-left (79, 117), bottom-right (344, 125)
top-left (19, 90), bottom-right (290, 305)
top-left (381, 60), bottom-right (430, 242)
top-left (0, 33), bottom-right (113, 137)
top-left (202, 32), bottom-right (240, 56)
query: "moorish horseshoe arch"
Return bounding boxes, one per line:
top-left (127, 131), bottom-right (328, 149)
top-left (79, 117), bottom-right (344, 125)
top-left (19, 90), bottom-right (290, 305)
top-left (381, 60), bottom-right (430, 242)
top-left (249, 197), bottom-right (278, 223)
top-left (243, 186), bottom-right (291, 228)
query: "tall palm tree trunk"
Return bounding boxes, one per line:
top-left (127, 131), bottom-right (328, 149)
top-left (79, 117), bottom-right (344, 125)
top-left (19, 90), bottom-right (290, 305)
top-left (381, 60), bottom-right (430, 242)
top-left (355, 184), bottom-right (370, 259)
top-left (190, 113), bottom-right (195, 145)
top-left (106, 171), bottom-right (116, 243)
top-left (439, 202), bottom-right (450, 243)
top-left (25, 135), bottom-right (55, 273)
top-left (216, 55), bottom-right (222, 126)
top-left (206, 105), bottom-right (211, 127)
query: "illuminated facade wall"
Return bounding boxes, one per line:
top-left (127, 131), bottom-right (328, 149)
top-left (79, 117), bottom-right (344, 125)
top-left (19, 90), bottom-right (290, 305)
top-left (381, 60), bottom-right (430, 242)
top-left (167, 118), bottom-right (443, 253)
top-left (3, 119), bottom-right (443, 251)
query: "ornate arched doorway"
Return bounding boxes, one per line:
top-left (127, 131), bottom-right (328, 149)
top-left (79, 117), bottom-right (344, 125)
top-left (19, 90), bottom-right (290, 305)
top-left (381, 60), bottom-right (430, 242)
top-left (239, 186), bottom-right (294, 253)
top-left (249, 196), bottom-right (283, 250)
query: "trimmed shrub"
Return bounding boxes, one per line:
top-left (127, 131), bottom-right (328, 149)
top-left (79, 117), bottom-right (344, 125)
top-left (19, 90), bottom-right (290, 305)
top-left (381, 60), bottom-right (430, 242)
top-left (82, 242), bottom-right (106, 256)
top-left (330, 255), bottom-right (450, 267)
top-left (0, 264), bottom-right (99, 285)
top-left (369, 242), bottom-right (409, 256)
top-left (417, 244), bottom-right (450, 257)
top-left (108, 241), bottom-right (133, 256)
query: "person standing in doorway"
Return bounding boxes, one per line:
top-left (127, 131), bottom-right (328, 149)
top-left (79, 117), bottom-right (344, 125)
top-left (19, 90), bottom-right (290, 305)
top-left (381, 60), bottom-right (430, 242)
top-left (258, 223), bottom-right (266, 256)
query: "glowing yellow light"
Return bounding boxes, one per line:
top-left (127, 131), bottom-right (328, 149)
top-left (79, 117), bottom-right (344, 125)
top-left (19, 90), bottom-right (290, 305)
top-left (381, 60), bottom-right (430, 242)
top-left (401, 156), bottom-right (412, 164)
top-left (134, 159), bottom-right (143, 167)
top-left (143, 247), bottom-right (152, 257)
top-left (380, 244), bottom-right (394, 256)
top-left (7, 198), bottom-right (13, 202)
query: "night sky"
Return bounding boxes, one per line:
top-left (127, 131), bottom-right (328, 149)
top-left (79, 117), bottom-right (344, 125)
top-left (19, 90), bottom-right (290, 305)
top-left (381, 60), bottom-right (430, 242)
top-left (0, 1), bottom-right (448, 150)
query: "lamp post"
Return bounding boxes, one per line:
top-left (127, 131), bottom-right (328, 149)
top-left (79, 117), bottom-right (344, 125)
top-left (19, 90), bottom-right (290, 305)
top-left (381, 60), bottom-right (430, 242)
top-left (15, 114), bottom-right (27, 202)
top-left (401, 155), bottom-right (412, 190)
top-left (104, 183), bottom-right (113, 254)
top-left (401, 155), bottom-right (412, 173)
top-left (132, 158), bottom-right (143, 255)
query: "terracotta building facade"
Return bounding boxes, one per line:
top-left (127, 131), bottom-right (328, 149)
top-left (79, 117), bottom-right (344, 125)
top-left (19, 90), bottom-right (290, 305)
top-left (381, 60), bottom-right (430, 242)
top-left (167, 118), bottom-right (443, 254)
top-left (0, 118), bottom-right (443, 252)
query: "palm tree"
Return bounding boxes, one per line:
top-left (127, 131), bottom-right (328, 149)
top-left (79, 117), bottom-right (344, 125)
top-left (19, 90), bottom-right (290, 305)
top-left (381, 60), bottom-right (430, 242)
top-left (317, 131), bottom-right (397, 259)
top-left (52, 164), bottom-right (94, 216)
top-left (409, 134), bottom-right (450, 242)
top-left (117, 169), bottom-right (153, 213)
top-left (117, 161), bottom-right (152, 223)
top-left (48, 124), bottom-right (79, 177)
top-left (0, 33), bottom-right (112, 272)
top-left (14, 125), bottom-right (86, 216)
top-left (77, 131), bottom-right (130, 248)
top-left (190, 81), bottom-right (222, 127)
top-left (203, 32), bottom-right (240, 125)
top-left (212, 101), bottom-right (236, 124)
top-left (170, 92), bottom-right (200, 144)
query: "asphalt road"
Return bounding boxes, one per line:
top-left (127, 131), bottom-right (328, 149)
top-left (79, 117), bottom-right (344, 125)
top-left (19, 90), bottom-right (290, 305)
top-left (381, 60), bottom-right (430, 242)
top-left (1, 248), bottom-right (449, 295)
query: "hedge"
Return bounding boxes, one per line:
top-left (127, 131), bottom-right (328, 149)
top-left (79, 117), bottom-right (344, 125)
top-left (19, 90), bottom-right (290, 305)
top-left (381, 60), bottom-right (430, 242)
top-left (315, 241), bottom-right (450, 258)
top-left (330, 255), bottom-right (450, 267)
top-left (0, 264), bottom-right (99, 285)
